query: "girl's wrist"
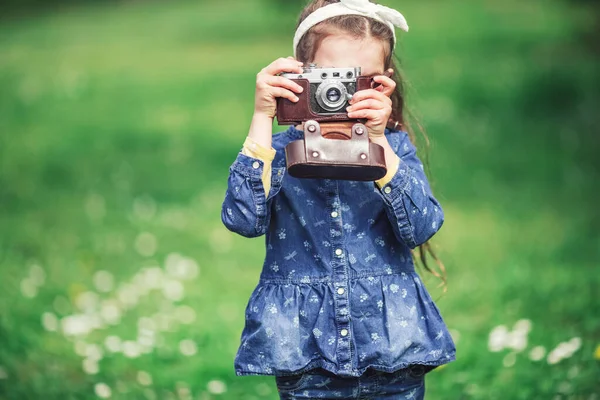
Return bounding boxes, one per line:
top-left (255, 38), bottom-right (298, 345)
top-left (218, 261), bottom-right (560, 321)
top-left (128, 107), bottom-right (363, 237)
top-left (248, 113), bottom-right (274, 149)
top-left (370, 136), bottom-right (400, 170)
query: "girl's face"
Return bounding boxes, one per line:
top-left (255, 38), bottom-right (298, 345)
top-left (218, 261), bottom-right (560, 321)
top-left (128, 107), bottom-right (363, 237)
top-left (311, 33), bottom-right (388, 77)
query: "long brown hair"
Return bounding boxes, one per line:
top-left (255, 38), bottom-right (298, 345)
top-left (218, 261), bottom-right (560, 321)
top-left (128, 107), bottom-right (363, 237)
top-left (296, 0), bottom-right (447, 291)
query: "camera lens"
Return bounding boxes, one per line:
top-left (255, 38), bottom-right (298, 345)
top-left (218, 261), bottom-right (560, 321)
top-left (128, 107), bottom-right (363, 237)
top-left (326, 88), bottom-right (341, 103)
top-left (315, 80), bottom-right (348, 112)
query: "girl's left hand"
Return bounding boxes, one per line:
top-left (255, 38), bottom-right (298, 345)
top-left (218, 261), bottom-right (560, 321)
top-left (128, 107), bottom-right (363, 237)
top-left (346, 69), bottom-right (396, 138)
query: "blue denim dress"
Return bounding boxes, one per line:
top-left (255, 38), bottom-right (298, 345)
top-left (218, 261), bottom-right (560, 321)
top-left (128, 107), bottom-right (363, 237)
top-left (221, 126), bottom-right (456, 380)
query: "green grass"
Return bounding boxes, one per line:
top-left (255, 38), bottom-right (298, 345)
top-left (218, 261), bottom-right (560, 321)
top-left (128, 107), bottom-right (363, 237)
top-left (0, 0), bottom-right (599, 398)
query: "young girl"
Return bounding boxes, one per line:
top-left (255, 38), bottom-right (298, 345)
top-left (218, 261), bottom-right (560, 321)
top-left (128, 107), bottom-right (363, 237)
top-left (221, 0), bottom-right (455, 398)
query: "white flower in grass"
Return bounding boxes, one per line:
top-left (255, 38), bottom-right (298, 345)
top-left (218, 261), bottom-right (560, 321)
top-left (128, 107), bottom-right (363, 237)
top-left (179, 339), bottom-right (197, 356)
top-left (513, 319), bottom-right (532, 334)
top-left (62, 314), bottom-right (95, 337)
top-left (207, 380), bottom-right (227, 394)
top-left (122, 341), bottom-right (141, 358)
top-left (82, 358), bottom-right (99, 375)
top-left (488, 325), bottom-right (509, 352)
top-left (142, 267), bottom-right (164, 290)
top-left (506, 330), bottom-right (528, 353)
top-left (42, 312), bottom-right (59, 332)
top-left (547, 338), bottom-right (582, 365)
top-left (75, 291), bottom-right (100, 313)
top-left (137, 371), bottom-right (153, 386)
top-left (529, 345), bottom-right (546, 361)
top-left (93, 270), bottom-right (114, 293)
top-left (568, 337), bottom-right (582, 352)
top-left (162, 280), bottom-right (184, 302)
top-left (94, 383), bottom-right (112, 398)
top-left (117, 284), bottom-right (139, 309)
top-left (502, 352), bottom-right (517, 368)
top-left (547, 349), bottom-right (562, 365)
top-left (104, 336), bottom-right (122, 353)
top-left (85, 344), bottom-right (103, 361)
top-left (100, 300), bottom-right (122, 325)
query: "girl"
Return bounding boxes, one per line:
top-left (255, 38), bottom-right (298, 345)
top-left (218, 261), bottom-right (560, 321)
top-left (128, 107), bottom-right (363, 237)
top-left (221, 0), bottom-right (455, 398)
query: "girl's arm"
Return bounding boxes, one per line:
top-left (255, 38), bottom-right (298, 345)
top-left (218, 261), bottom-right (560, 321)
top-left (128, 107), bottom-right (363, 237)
top-left (221, 144), bottom-right (284, 238)
top-left (221, 58), bottom-right (303, 238)
top-left (347, 73), bottom-right (443, 248)
top-left (371, 133), bottom-right (444, 248)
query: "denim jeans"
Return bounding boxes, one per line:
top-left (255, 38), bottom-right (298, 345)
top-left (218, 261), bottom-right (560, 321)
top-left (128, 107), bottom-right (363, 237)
top-left (275, 365), bottom-right (427, 399)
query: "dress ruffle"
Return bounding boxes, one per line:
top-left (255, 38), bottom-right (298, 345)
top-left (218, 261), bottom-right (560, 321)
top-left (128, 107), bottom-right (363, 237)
top-left (235, 271), bottom-right (456, 377)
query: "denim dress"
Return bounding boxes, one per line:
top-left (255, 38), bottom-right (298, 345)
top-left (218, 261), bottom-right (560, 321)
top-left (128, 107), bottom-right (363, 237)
top-left (221, 126), bottom-right (456, 379)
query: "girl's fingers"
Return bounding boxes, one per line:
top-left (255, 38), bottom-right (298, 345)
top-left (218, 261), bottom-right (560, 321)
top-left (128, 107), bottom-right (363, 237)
top-left (264, 76), bottom-right (304, 94)
top-left (372, 74), bottom-right (396, 97)
top-left (346, 98), bottom-right (386, 112)
top-left (351, 89), bottom-right (392, 106)
top-left (347, 109), bottom-right (384, 122)
top-left (269, 87), bottom-right (299, 103)
top-left (263, 57), bottom-right (304, 76)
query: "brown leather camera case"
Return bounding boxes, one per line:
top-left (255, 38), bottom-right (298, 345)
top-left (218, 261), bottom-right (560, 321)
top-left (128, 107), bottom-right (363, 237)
top-left (285, 120), bottom-right (387, 181)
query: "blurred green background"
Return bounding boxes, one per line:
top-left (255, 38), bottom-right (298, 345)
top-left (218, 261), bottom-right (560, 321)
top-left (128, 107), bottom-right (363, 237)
top-left (0, 0), bottom-right (599, 399)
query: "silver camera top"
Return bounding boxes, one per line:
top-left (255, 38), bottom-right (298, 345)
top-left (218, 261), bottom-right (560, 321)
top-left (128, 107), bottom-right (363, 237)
top-left (281, 64), bottom-right (361, 83)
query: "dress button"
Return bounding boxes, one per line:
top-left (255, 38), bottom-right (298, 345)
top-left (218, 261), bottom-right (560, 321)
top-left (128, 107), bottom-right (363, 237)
top-left (252, 161), bottom-right (260, 169)
top-left (331, 211), bottom-right (339, 218)
top-left (337, 287), bottom-right (345, 295)
top-left (384, 186), bottom-right (392, 194)
top-left (340, 329), bottom-right (348, 337)
top-left (335, 248), bottom-right (343, 256)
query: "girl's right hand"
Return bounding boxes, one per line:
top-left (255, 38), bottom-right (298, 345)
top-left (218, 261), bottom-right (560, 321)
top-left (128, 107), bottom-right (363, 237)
top-left (254, 57), bottom-right (305, 119)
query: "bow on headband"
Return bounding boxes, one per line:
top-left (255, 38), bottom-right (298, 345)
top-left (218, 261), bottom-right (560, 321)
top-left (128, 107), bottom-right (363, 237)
top-left (341, 0), bottom-right (408, 32)
top-left (293, 0), bottom-right (409, 57)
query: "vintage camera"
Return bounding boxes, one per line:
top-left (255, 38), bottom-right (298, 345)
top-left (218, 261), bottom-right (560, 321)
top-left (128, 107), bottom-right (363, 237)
top-left (275, 64), bottom-right (387, 181)
top-left (276, 64), bottom-right (372, 125)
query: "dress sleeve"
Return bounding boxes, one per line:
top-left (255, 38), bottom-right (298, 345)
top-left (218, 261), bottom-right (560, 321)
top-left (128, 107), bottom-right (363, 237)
top-left (241, 137), bottom-right (276, 197)
top-left (221, 138), bottom-right (285, 238)
top-left (375, 132), bottom-right (444, 248)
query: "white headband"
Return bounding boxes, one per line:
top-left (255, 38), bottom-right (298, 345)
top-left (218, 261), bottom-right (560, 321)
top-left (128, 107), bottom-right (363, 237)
top-left (293, 0), bottom-right (409, 57)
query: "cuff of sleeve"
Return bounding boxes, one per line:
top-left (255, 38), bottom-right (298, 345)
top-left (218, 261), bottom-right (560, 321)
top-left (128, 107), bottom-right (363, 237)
top-left (231, 152), bottom-right (266, 180)
top-left (375, 155), bottom-right (401, 188)
top-left (242, 137), bottom-right (276, 161)
top-left (377, 160), bottom-right (411, 203)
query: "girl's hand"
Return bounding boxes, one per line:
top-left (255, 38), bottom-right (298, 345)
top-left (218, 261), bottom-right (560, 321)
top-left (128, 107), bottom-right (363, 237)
top-left (254, 57), bottom-right (305, 119)
top-left (346, 69), bottom-right (396, 138)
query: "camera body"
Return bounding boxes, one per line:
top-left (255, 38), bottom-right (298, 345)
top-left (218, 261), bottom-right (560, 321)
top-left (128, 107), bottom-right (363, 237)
top-left (276, 64), bottom-right (372, 125)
